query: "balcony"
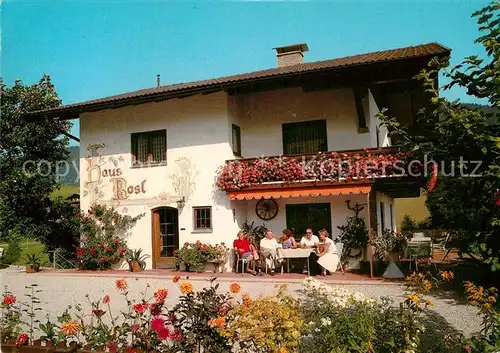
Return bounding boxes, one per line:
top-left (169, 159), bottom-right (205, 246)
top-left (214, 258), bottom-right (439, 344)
top-left (216, 147), bottom-right (421, 198)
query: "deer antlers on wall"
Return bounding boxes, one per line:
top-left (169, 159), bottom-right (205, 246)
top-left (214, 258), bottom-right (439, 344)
top-left (345, 200), bottom-right (367, 217)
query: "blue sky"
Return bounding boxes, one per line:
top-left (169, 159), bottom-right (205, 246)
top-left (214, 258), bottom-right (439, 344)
top-left (2, 1), bottom-right (491, 146)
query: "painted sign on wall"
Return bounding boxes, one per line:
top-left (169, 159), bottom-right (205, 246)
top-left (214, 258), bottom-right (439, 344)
top-left (112, 178), bottom-right (147, 200)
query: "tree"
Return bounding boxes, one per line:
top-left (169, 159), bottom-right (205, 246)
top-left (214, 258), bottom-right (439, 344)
top-left (379, 1), bottom-right (500, 272)
top-left (0, 75), bottom-right (72, 244)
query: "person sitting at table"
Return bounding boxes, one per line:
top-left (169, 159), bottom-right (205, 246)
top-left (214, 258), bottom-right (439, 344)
top-left (317, 229), bottom-right (340, 276)
top-left (299, 228), bottom-right (321, 275)
top-left (299, 228), bottom-right (319, 248)
top-left (279, 229), bottom-right (297, 249)
top-left (233, 231), bottom-right (259, 275)
top-left (259, 230), bottom-right (283, 276)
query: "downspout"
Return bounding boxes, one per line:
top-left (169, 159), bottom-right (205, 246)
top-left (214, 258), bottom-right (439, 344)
top-left (367, 191), bottom-right (374, 278)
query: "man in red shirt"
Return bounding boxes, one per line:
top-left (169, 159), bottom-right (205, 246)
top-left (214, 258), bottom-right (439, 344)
top-left (233, 232), bottom-right (259, 275)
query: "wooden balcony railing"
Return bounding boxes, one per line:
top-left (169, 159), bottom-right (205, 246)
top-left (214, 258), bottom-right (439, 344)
top-left (216, 147), bottom-right (413, 191)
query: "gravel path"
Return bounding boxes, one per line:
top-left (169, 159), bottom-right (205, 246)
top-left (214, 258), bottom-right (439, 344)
top-left (0, 267), bottom-right (481, 337)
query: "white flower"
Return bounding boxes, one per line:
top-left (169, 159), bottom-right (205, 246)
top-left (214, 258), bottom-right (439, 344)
top-left (320, 317), bottom-right (332, 326)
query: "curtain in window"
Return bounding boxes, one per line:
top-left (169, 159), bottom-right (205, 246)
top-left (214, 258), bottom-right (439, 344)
top-left (283, 120), bottom-right (327, 155)
top-left (132, 130), bottom-right (166, 164)
top-left (152, 132), bottom-right (166, 163)
top-left (136, 135), bottom-right (149, 163)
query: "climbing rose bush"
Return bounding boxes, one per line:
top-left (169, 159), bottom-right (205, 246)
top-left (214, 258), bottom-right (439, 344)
top-left (216, 150), bottom-right (412, 191)
top-left (76, 204), bottom-right (143, 270)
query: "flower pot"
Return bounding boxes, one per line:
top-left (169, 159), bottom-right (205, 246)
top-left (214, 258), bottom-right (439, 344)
top-left (210, 261), bottom-right (222, 273)
top-left (129, 261), bottom-right (142, 272)
top-left (25, 265), bottom-right (40, 273)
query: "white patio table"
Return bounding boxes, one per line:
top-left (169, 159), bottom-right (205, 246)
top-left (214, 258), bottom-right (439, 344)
top-left (280, 248), bottom-right (316, 275)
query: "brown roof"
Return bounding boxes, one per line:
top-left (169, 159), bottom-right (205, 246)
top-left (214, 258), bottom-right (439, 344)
top-left (28, 42), bottom-right (450, 118)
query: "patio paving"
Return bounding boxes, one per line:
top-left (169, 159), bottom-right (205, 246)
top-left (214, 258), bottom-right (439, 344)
top-left (29, 267), bottom-right (390, 284)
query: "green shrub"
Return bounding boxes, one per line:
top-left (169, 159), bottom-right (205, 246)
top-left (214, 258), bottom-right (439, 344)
top-left (1, 236), bottom-right (22, 265)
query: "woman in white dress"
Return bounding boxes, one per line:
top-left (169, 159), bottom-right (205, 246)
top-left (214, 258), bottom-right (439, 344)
top-left (317, 229), bottom-right (339, 276)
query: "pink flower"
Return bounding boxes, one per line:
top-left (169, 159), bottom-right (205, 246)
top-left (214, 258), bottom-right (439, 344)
top-left (151, 316), bottom-right (165, 332)
top-left (157, 327), bottom-right (170, 340)
top-left (495, 191), bottom-right (500, 206)
top-left (170, 329), bottom-right (183, 341)
top-left (132, 302), bottom-right (147, 313)
top-left (131, 324), bottom-right (139, 333)
top-left (105, 342), bottom-right (117, 351)
top-left (15, 333), bottom-right (29, 346)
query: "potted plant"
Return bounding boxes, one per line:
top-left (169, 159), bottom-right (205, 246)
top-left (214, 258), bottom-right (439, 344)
top-left (24, 253), bottom-right (42, 273)
top-left (372, 230), bottom-right (407, 278)
top-left (174, 242), bottom-right (208, 272)
top-left (240, 221), bottom-right (267, 245)
top-left (205, 243), bottom-right (229, 273)
top-left (125, 248), bottom-right (149, 272)
top-left (337, 215), bottom-right (369, 269)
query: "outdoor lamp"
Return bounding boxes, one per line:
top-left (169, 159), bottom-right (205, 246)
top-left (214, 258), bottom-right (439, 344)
top-left (176, 197), bottom-right (186, 208)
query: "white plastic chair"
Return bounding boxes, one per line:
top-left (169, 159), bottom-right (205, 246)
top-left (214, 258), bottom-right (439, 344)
top-left (234, 251), bottom-right (249, 274)
top-left (335, 242), bottom-right (345, 274)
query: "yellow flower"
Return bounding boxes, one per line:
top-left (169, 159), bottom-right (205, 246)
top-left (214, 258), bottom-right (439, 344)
top-left (407, 294), bottom-right (421, 304)
top-left (440, 271), bottom-right (453, 280)
top-left (115, 279), bottom-right (128, 291)
top-left (60, 320), bottom-right (80, 336)
top-left (209, 316), bottom-right (226, 328)
top-left (486, 296), bottom-right (497, 303)
top-left (179, 282), bottom-right (193, 294)
top-left (242, 293), bottom-right (251, 307)
top-left (229, 283), bottom-right (241, 294)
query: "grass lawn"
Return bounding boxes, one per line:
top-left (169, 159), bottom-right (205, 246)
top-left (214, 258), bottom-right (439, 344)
top-left (51, 184), bottom-right (79, 200)
top-left (0, 237), bottom-right (50, 266)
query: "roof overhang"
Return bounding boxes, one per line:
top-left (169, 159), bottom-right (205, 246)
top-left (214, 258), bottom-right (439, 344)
top-left (25, 42), bottom-right (451, 121)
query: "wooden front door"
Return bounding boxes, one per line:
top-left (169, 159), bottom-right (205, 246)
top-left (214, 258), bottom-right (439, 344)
top-left (152, 207), bottom-right (179, 268)
top-left (286, 203), bottom-right (332, 239)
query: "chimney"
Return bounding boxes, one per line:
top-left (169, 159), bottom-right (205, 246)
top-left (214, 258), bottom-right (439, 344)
top-left (273, 43), bottom-right (309, 67)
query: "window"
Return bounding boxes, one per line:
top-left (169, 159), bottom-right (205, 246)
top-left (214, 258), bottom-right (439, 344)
top-left (232, 124), bottom-right (241, 156)
top-left (380, 202), bottom-right (385, 232)
top-left (282, 119), bottom-right (327, 155)
top-left (353, 87), bottom-right (368, 132)
top-left (131, 129), bottom-right (167, 166)
top-left (285, 203), bottom-right (332, 238)
top-left (193, 206), bottom-right (212, 231)
top-left (389, 203), bottom-right (394, 231)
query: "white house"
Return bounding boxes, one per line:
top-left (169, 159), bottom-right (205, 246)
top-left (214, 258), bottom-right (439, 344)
top-left (30, 42), bottom-right (450, 270)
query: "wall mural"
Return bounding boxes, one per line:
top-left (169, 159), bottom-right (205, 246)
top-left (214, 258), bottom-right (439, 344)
top-left (83, 143), bottom-right (197, 209)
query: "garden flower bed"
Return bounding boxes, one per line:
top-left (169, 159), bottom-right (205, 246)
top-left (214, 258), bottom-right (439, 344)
top-left (1, 271), bottom-right (497, 353)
